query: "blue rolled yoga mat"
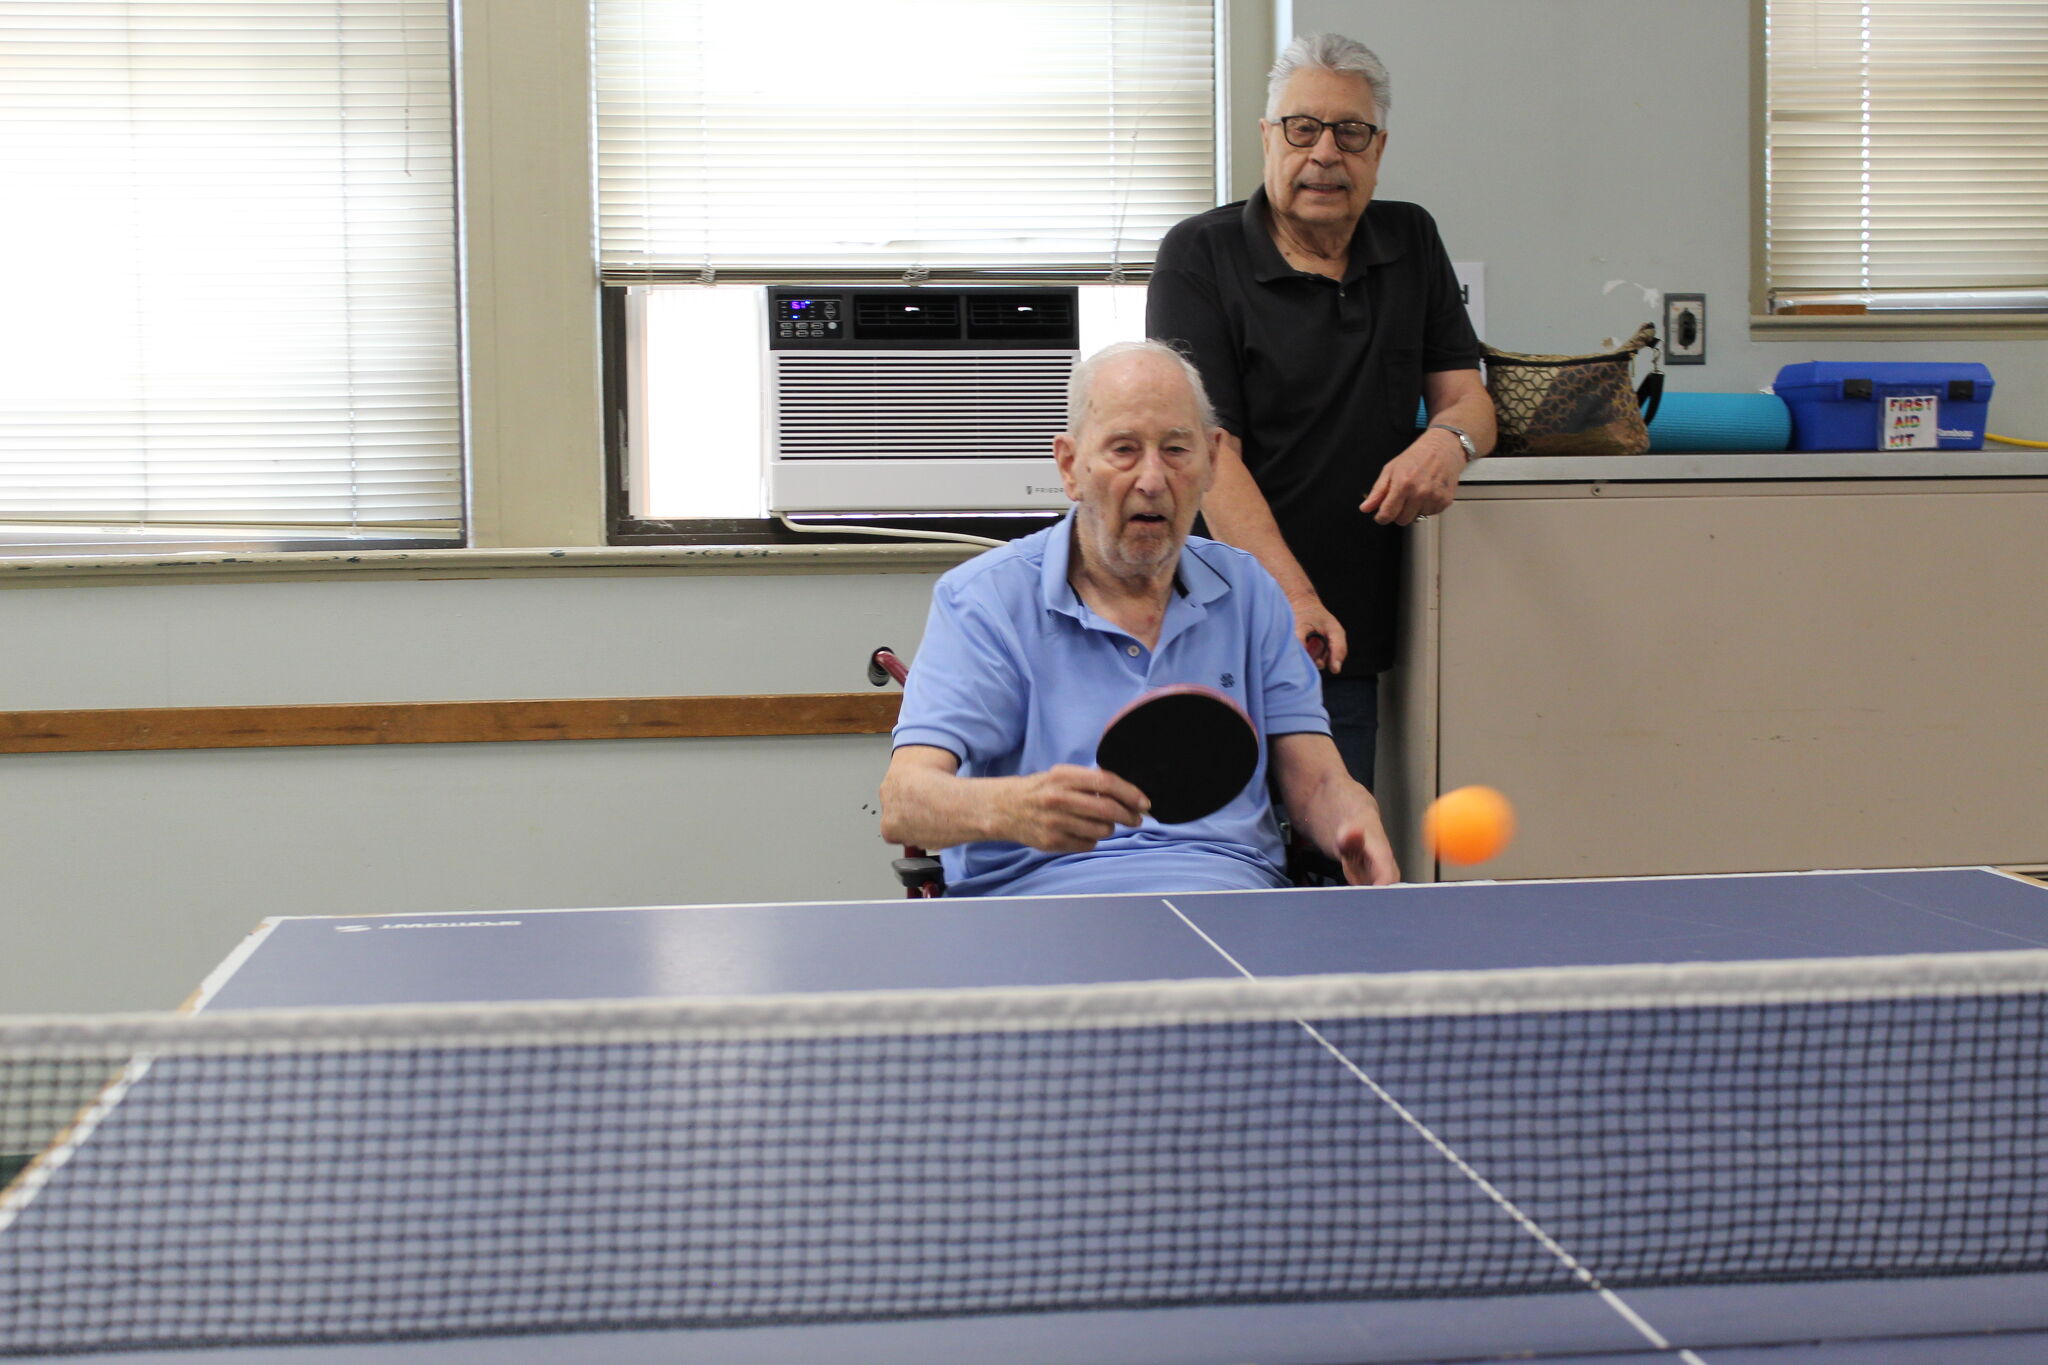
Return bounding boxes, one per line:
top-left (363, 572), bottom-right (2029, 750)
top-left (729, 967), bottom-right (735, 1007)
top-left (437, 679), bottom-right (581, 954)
top-left (1645, 391), bottom-right (1791, 452)
top-left (1414, 391), bottom-right (1792, 453)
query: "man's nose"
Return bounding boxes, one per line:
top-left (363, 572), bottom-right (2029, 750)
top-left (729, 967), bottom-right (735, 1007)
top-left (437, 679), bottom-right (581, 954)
top-left (1132, 447), bottom-right (1171, 492)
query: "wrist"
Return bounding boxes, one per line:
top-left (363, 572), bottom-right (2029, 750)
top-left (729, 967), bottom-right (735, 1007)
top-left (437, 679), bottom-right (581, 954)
top-left (1426, 423), bottom-right (1479, 463)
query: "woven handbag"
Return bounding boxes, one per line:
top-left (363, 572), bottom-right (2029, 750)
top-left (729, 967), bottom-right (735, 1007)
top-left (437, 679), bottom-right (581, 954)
top-left (1483, 324), bottom-right (1665, 457)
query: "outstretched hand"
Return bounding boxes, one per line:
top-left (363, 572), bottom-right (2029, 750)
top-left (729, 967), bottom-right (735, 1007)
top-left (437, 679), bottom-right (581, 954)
top-left (1334, 820), bottom-right (1400, 886)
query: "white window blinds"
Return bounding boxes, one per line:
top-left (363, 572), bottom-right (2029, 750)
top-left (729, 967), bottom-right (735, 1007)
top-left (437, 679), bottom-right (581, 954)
top-left (0, 1), bottom-right (462, 530)
top-left (593, 0), bottom-right (1217, 281)
top-left (1764, 0), bottom-right (2048, 307)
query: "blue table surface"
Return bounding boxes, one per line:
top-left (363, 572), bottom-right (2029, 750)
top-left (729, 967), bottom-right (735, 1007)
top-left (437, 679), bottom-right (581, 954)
top-left (14, 868), bottom-right (2048, 1365)
top-left (202, 867), bottom-right (2048, 1012)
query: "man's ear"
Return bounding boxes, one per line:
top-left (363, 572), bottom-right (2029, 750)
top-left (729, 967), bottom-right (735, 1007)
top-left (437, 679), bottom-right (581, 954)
top-left (1053, 432), bottom-right (1081, 501)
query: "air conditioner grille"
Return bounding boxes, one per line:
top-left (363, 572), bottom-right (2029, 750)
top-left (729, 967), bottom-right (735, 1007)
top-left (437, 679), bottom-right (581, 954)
top-left (853, 297), bottom-right (962, 338)
top-left (966, 294), bottom-right (1077, 341)
top-left (773, 352), bottom-right (1073, 460)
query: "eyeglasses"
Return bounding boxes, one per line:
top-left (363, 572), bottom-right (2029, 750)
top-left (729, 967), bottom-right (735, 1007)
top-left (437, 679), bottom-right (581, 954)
top-left (1275, 115), bottom-right (1380, 153)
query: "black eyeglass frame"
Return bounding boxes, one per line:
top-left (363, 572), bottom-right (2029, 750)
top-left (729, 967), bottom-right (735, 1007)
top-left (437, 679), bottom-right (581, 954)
top-left (1274, 114), bottom-right (1381, 153)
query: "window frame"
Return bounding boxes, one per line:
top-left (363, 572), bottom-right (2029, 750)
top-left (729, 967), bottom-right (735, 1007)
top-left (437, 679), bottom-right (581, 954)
top-left (593, 0), bottom-right (1264, 548)
top-left (1748, 0), bottom-right (2048, 342)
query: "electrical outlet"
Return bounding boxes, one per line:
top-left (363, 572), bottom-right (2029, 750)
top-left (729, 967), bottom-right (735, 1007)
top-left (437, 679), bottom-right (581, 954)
top-left (1663, 292), bottom-right (1706, 364)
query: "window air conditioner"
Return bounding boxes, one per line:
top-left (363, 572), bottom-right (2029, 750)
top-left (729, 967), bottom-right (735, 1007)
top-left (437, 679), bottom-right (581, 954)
top-left (766, 286), bottom-right (1079, 514)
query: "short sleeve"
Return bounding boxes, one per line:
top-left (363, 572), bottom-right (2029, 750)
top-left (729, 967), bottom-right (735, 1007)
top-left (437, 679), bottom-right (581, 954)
top-left (1248, 563), bottom-right (1330, 738)
top-left (1416, 208), bottom-right (1483, 372)
top-left (891, 578), bottom-right (1029, 775)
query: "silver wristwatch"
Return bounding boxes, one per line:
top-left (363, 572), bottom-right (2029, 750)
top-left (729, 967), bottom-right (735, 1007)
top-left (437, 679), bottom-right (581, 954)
top-left (1428, 423), bottom-right (1479, 462)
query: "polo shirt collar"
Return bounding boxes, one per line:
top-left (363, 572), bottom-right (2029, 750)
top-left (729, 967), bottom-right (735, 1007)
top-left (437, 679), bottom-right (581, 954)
top-left (1238, 186), bottom-right (1404, 287)
top-left (1039, 510), bottom-right (1230, 625)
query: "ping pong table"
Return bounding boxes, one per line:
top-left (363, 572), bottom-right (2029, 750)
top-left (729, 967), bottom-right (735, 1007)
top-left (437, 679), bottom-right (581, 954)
top-left (4, 867), bottom-right (2048, 1363)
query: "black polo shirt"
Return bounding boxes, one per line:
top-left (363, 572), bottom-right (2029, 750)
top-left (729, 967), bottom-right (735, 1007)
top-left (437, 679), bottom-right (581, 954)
top-left (1147, 189), bottom-right (1481, 676)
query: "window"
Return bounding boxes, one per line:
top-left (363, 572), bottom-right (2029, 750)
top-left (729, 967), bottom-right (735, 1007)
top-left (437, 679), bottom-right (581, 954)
top-left (0, 1), bottom-right (463, 547)
top-left (594, 0), bottom-right (1217, 528)
top-left (624, 282), bottom-right (1151, 522)
top-left (1762, 0), bottom-right (2048, 315)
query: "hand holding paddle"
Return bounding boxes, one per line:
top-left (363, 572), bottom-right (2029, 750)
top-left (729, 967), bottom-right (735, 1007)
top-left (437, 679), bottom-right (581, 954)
top-left (995, 765), bottom-right (1150, 853)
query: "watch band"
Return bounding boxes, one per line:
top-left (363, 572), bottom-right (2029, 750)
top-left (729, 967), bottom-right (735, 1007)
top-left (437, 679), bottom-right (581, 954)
top-left (1428, 423), bottom-right (1478, 462)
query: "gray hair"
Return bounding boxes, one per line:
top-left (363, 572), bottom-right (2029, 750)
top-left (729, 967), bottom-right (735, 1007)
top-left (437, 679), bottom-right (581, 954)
top-left (1065, 340), bottom-right (1218, 436)
top-left (1265, 33), bottom-right (1390, 125)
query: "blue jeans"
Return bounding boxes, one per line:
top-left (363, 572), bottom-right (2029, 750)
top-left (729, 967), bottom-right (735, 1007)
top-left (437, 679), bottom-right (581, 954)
top-left (1321, 673), bottom-right (1380, 792)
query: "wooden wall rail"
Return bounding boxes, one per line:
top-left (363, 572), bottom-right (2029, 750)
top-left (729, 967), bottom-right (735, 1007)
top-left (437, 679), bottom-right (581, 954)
top-left (0, 694), bottom-right (902, 755)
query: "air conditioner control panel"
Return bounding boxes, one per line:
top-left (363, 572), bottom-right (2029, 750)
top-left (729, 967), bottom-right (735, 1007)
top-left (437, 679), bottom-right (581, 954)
top-left (773, 295), bottom-right (841, 340)
top-left (767, 286), bottom-right (1078, 351)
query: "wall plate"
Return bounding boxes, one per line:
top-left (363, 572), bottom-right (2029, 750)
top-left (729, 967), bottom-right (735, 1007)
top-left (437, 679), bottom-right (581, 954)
top-left (1664, 292), bottom-right (1706, 364)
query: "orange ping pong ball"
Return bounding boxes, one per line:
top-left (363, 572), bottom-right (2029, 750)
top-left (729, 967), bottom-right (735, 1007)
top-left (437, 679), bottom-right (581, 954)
top-left (1423, 785), bottom-right (1516, 865)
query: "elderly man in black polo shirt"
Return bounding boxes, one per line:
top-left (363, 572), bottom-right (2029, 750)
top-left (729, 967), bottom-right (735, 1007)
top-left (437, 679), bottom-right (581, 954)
top-left (1147, 32), bottom-right (1495, 787)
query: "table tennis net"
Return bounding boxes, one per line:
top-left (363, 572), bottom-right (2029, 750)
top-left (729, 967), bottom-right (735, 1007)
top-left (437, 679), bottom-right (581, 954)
top-left (2, 952), bottom-right (2046, 1356)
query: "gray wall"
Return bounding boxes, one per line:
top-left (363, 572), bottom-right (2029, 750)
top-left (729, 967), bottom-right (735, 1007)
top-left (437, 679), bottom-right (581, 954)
top-left (1297, 0), bottom-right (2048, 433)
top-left (0, 571), bottom-right (943, 1012)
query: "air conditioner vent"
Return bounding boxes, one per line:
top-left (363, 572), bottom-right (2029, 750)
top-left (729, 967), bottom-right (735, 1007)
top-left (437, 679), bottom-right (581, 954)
top-left (766, 285), bottom-right (1079, 512)
top-left (854, 296), bottom-right (961, 339)
top-left (772, 353), bottom-right (1072, 460)
top-left (966, 293), bottom-right (1078, 341)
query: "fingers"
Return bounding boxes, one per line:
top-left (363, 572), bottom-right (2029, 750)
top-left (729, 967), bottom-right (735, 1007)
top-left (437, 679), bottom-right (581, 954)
top-left (1336, 822), bottom-right (1401, 886)
top-left (1291, 600), bottom-right (1348, 673)
top-left (1364, 444), bottom-right (1461, 526)
top-left (1013, 766), bottom-right (1149, 852)
top-left (1359, 465), bottom-right (1390, 518)
top-left (1318, 617), bottom-right (1349, 673)
top-left (1070, 768), bottom-right (1150, 827)
top-left (1370, 473), bottom-right (1430, 526)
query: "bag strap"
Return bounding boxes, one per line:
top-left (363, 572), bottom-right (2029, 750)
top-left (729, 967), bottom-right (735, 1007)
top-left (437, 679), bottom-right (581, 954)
top-left (1637, 369), bottom-right (1665, 427)
top-left (1632, 323), bottom-right (1664, 427)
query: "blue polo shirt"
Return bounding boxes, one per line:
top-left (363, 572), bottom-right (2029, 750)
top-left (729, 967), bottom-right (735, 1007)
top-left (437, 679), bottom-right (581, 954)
top-left (893, 513), bottom-right (1331, 898)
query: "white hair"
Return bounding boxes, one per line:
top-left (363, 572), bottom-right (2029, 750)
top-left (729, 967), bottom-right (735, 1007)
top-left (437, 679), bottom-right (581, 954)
top-left (1265, 33), bottom-right (1390, 125)
top-left (1065, 340), bottom-right (1218, 435)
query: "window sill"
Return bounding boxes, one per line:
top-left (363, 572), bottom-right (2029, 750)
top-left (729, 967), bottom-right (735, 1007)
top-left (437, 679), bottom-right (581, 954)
top-left (1751, 313), bottom-right (2048, 342)
top-left (0, 540), bottom-right (979, 588)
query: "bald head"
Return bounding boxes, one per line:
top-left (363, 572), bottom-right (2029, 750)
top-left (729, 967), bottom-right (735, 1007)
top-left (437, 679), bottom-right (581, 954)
top-left (1065, 340), bottom-right (1218, 440)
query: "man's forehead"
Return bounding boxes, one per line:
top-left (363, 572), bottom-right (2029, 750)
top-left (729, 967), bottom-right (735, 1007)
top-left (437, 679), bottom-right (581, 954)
top-left (1080, 391), bottom-right (1206, 437)
top-left (1093, 421), bottom-right (1202, 441)
top-left (1274, 68), bottom-right (1376, 117)
top-left (1079, 355), bottom-right (1203, 425)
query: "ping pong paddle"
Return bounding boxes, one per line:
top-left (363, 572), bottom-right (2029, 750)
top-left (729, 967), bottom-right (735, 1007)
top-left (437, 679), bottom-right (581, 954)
top-left (1095, 685), bottom-right (1259, 825)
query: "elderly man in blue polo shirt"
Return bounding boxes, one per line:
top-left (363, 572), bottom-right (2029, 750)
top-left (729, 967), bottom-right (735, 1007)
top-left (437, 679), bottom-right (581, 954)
top-left (880, 340), bottom-right (1399, 897)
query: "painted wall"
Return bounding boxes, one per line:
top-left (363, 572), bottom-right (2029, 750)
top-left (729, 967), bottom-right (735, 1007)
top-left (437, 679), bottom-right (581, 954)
top-left (1295, 0), bottom-right (2048, 434)
top-left (0, 570), bottom-right (945, 1012)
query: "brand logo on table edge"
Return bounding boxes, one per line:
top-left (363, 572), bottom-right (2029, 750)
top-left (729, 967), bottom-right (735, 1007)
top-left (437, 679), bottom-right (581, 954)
top-left (333, 920), bottom-right (523, 933)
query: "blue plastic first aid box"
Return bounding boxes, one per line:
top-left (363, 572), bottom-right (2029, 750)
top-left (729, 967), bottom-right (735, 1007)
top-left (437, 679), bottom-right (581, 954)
top-left (1772, 362), bottom-right (1994, 452)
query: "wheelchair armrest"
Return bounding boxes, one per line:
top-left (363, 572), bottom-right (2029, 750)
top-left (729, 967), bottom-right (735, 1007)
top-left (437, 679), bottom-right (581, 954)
top-left (892, 854), bottom-right (945, 893)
